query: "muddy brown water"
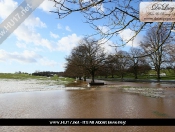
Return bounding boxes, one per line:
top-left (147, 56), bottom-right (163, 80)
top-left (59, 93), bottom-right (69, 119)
top-left (0, 81), bottom-right (175, 132)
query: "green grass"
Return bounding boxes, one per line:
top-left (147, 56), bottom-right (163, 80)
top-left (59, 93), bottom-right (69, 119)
top-left (0, 73), bottom-right (39, 80)
top-left (0, 73), bottom-right (74, 84)
top-left (96, 69), bottom-right (175, 81)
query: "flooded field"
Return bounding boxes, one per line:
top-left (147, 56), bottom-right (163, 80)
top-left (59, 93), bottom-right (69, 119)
top-left (0, 79), bottom-right (175, 131)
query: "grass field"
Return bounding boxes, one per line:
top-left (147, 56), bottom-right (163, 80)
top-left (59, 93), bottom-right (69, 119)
top-left (96, 69), bottom-right (175, 81)
top-left (0, 73), bottom-right (74, 84)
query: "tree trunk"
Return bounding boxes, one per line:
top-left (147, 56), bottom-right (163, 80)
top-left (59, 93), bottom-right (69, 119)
top-left (83, 76), bottom-right (86, 81)
top-left (157, 67), bottom-right (161, 80)
top-left (134, 65), bottom-right (138, 79)
top-left (91, 72), bottom-right (95, 83)
top-left (134, 68), bottom-right (138, 79)
top-left (121, 73), bottom-right (124, 80)
top-left (134, 73), bottom-right (138, 79)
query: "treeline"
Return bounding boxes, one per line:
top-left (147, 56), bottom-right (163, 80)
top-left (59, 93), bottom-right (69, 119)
top-left (64, 25), bottom-right (175, 82)
top-left (32, 71), bottom-right (63, 77)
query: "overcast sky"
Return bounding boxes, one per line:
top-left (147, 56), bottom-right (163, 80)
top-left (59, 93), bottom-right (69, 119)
top-left (0, 0), bottom-right (142, 73)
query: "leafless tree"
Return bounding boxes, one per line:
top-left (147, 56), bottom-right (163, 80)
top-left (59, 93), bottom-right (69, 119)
top-left (164, 43), bottom-right (175, 73)
top-left (116, 50), bottom-right (131, 79)
top-left (129, 47), bottom-right (147, 79)
top-left (140, 24), bottom-right (173, 80)
top-left (65, 38), bottom-right (106, 83)
top-left (64, 59), bottom-right (85, 79)
top-left (104, 54), bottom-right (118, 78)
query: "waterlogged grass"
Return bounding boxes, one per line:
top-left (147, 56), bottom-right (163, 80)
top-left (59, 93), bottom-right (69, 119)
top-left (0, 73), bottom-right (74, 85)
top-left (119, 86), bottom-right (165, 98)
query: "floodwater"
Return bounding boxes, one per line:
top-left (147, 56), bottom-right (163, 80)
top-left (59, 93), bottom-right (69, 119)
top-left (0, 80), bottom-right (175, 132)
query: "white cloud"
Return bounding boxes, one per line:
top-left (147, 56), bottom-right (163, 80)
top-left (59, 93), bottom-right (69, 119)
top-left (65, 26), bottom-right (71, 32)
top-left (39, 0), bottom-right (56, 13)
top-left (14, 25), bottom-right (41, 43)
top-left (0, 49), bottom-right (58, 67)
top-left (56, 34), bottom-right (82, 53)
top-left (57, 24), bottom-right (62, 29)
top-left (14, 25), bottom-right (55, 51)
top-left (14, 25), bottom-right (81, 53)
top-left (98, 39), bottom-right (116, 54)
top-left (24, 16), bottom-right (47, 29)
top-left (14, 22), bottom-right (81, 52)
top-left (0, 50), bottom-right (41, 63)
top-left (0, 0), bottom-right (51, 51)
top-left (98, 26), bottom-right (109, 34)
top-left (0, 0), bottom-right (18, 20)
top-left (118, 29), bottom-right (142, 47)
top-left (50, 31), bottom-right (59, 39)
top-left (40, 38), bottom-right (56, 50)
top-left (16, 41), bottom-right (44, 52)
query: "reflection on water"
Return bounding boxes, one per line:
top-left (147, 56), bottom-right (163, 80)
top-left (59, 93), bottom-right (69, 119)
top-left (0, 80), bottom-right (175, 132)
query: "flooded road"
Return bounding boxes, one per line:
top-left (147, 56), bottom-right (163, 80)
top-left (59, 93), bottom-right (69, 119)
top-left (0, 84), bottom-right (175, 132)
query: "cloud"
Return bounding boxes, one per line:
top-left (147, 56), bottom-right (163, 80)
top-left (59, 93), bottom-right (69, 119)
top-left (0, 49), bottom-right (58, 67)
top-left (98, 26), bottom-right (109, 34)
top-left (39, 0), bottom-right (56, 13)
top-left (50, 31), bottom-right (59, 39)
top-left (57, 24), bottom-right (62, 29)
top-left (14, 25), bottom-right (40, 43)
top-left (98, 39), bottom-right (117, 54)
top-left (0, 0), bottom-right (18, 20)
top-left (0, 50), bottom-right (41, 63)
top-left (0, 0), bottom-right (51, 51)
top-left (118, 29), bottom-right (142, 47)
top-left (16, 41), bottom-right (43, 52)
top-left (24, 16), bottom-right (47, 29)
top-left (14, 24), bottom-right (81, 53)
top-left (56, 34), bottom-right (82, 53)
top-left (65, 26), bottom-right (71, 32)
top-left (14, 24), bottom-right (55, 51)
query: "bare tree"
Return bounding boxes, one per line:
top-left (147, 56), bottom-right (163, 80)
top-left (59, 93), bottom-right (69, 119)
top-left (116, 50), bottom-right (131, 79)
top-left (64, 58), bottom-right (85, 79)
top-left (65, 38), bottom-right (106, 83)
top-left (50, 0), bottom-right (175, 48)
top-left (164, 43), bottom-right (175, 73)
top-left (104, 54), bottom-right (118, 78)
top-left (129, 47), bottom-right (148, 79)
top-left (140, 24), bottom-right (172, 80)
